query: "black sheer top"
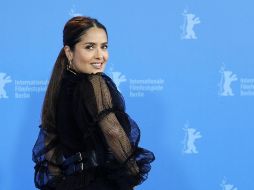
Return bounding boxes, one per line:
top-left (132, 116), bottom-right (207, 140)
top-left (33, 68), bottom-right (155, 189)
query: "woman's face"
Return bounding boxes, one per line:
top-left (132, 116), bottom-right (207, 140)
top-left (64, 27), bottom-right (109, 74)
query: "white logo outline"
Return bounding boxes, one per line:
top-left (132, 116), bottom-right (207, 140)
top-left (181, 9), bottom-right (201, 40)
top-left (221, 177), bottom-right (238, 190)
top-left (0, 72), bottom-right (12, 99)
top-left (109, 66), bottom-right (127, 92)
top-left (218, 65), bottom-right (238, 96)
top-left (182, 121), bottom-right (202, 154)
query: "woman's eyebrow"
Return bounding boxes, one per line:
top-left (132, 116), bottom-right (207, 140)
top-left (83, 42), bottom-right (108, 45)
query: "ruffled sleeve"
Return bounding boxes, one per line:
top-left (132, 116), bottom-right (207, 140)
top-left (72, 72), bottom-right (155, 188)
top-left (32, 125), bottom-right (65, 189)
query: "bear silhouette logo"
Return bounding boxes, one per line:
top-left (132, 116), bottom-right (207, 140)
top-left (221, 178), bottom-right (238, 190)
top-left (181, 9), bottom-right (201, 39)
top-left (218, 66), bottom-right (238, 96)
top-left (110, 68), bottom-right (127, 92)
top-left (182, 121), bottom-right (202, 154)
top-left (0, 73), bottom-right (12, 99)
top-left (69, 5), bottom-right (82, 17)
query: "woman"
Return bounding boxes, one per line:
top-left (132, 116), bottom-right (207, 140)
top-left (32, 16), bottom-right (155, 190)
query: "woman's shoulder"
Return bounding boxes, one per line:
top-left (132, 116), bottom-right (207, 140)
top-left (62, 68), bottom-right (126, 117)
top-left (63, 68), bottom-right (107, 80)
top-left (61, 69), bottom-right (119, 102)
top-left (63, 68), bottom-right (117, 90)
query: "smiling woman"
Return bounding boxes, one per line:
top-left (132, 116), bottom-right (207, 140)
top-left (64, 27), bottom-right (109, 74)
top-left (32, 16), bottom-right (155, 190)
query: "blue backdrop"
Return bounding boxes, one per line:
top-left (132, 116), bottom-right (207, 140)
top-left (1, 1), bottom-right (254, 190)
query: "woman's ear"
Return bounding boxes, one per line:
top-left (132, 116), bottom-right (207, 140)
top-left (64, 45), bottom-right (73, 61)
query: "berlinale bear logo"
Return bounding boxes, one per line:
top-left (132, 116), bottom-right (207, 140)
top-left (182, 121), bottom-right (202, 154)
top-left (221, 178), bottom-right (238, 190)
top-left (218, 66), bottom-right (238, 96)
top-left (181, 9), bottom-right (201, 40)
top-left (0, 72), bottom-right (12, 99)
top-left (111, 71), bottom-right (127, 92)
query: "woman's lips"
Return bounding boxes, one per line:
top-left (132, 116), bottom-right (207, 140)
top-left (91, 62), bottom-right (103, 69)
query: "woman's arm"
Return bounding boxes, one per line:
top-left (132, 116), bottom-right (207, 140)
top-left (73, 73), bottom-right (155, 187)
top-left (88, 74), bottom-right (139, 176)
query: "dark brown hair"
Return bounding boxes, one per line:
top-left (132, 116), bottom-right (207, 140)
top-left (41, 16), bottom-right (108, 131)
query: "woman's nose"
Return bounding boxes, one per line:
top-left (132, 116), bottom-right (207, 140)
top-left (95, 48), bottom-right (103, 59)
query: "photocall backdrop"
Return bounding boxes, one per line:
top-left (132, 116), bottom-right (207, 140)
top-left (1, 1), bottom-right (253, 190)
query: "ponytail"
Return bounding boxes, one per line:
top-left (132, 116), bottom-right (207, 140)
top-left (41, 48), bottom-right (67, 131)
top-left (41, 16), bottom-right (108, 131)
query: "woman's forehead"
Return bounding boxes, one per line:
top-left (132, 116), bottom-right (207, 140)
top-left (79, 28), bottom-right (107, 43)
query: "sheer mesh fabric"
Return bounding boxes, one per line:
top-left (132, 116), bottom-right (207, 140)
top-left (80, 73), bottom-right (155, 187)
top-left (32, 126), bottom-right (64, 188)
top-left (88, 75), bottom-right (139, 176)
top-left (32, 70), bottom-right (155, 189)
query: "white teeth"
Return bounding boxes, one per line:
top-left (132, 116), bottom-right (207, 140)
top-left (91, 63), bottom-right (102, 69)
top-left (92, 63), bottom-right (101, 66)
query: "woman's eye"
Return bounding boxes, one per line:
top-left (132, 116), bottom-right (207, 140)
top-left (85, 45), bottom-right (108, 50)
top-left (86, 45), bottom-right (93, 50)
top-left (102, 45), bottom-right (108, 49)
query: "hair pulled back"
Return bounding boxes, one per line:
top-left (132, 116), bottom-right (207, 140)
top-left (41, 16), bottom-right (108, 130)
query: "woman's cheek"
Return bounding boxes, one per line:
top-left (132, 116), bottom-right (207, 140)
top-left (82, 51), bottom-right (94, 62)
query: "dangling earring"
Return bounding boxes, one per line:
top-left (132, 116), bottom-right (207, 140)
top-left (67, 60), bottom-right (77, 75)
